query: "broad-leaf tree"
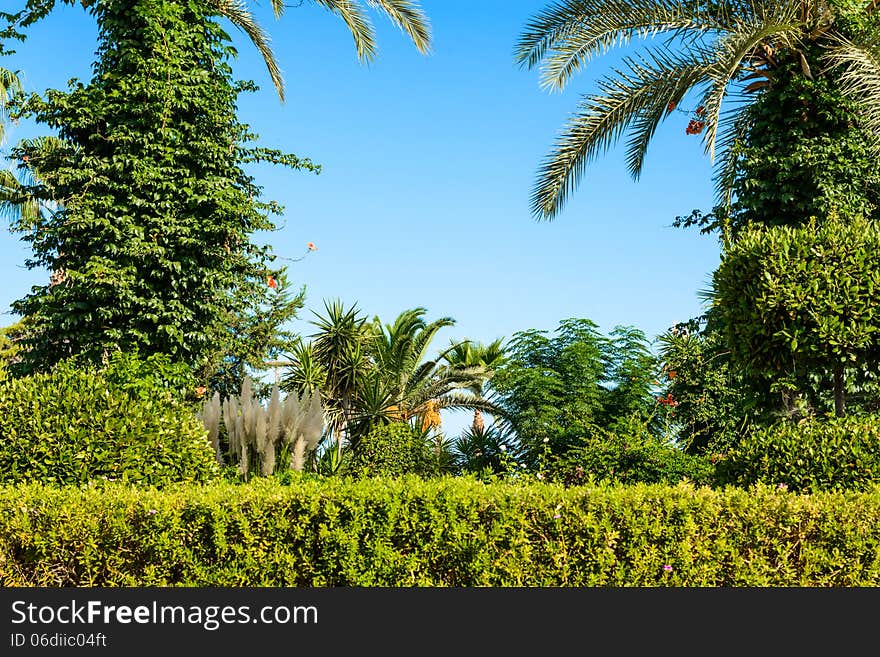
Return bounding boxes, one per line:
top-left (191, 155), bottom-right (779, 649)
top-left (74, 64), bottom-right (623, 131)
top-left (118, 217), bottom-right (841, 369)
top-left (9, 0), bottom-right (318, 377)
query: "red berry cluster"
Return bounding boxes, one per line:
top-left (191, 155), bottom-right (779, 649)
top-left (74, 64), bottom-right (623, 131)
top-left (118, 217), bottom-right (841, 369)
top-left (685, 106), bottom-right (707, 135)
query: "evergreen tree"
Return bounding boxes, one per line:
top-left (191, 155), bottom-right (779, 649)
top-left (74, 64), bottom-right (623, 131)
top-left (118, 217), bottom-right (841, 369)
top-left (9, 0), bottom-right (318, 379)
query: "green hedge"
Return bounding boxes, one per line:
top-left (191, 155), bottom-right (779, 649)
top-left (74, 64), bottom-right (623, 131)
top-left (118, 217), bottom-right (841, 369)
top-left (0, 358), bottom-right (219, 487)
top-left (2, 477), bottom-right (880, 586)
top-left (716, 415), bottom-right (880, 493)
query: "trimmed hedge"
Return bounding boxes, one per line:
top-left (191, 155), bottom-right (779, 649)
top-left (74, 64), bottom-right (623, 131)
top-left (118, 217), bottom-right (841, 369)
top-left (343, 423), bottom-right (437, 479)
top-left (2, 477), bottom-right (880, 586)
top-left (716, 415), bottom-right (880, 493)
top-left (0, 359), bottom-right (219, 487)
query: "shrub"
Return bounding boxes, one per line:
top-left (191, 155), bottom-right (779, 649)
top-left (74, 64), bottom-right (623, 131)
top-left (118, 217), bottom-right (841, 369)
top-left (100, 349), bottom-right (198, 403)
top-left (0, 358), bottom-right (220, 487)
top-left (342, 422), bottom-right (437, 479)
top-left (715, 415), bottom-right (880, 493)
top-left (547, 421), bottom-right (715, 487)
top-left (3, 478), bottom-right (880, 586)
top-left (712, 215), bottom-right (880, 417)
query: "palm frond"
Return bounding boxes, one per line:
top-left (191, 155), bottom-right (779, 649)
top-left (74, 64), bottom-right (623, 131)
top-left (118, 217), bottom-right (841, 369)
top-left (311, 0), bottom-right (378, 62)
top-left (0, 66), bottom-right (22, 146)
top-left (524, 0), bottom-right (736, 92)
top-left (824, 34), bottom-right (880, 151)
top-left (623, 48), bottom-right (715, 178)
top-left (698, 9), bottom-right (802, 160)
top-left (365, 0), bottom-right (432, 54)
top-left (207, 0), bottom-right (286, 101)
top-left (531, 48), bottom-right (711, 220)
top-left (711, 92), bottom-right (754, 210)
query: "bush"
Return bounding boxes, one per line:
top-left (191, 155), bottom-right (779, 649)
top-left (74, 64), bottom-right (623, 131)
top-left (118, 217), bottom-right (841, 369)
top-left (342, 422), bottom-right (437, 479)
top-left (715, 415), bottom-right (880, 493)
top-left (3, 478), bottom-right (880, 586)
top-left (547, 423), bottom-right (715, 487)
top-left (0, 358), bottom-right (220, 487)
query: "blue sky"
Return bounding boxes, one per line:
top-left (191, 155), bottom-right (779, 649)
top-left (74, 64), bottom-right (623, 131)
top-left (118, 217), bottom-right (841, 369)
top-left (1, 1), bottom-right (722, 427)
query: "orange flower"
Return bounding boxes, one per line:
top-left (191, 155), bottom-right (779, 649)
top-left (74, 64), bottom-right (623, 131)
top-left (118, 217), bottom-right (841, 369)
top-left (307, 242), bottom-right (317, 251)
top-left (267, 275), bottom-right (278, 289)
top-left (695, 106), bottom-right (706, 116)
top-left (668, 370), bottom-right (677, 379)
top-left (195, 385), bottom-right (207, 398)
top-left (21, 155), bottom-right (28, 163)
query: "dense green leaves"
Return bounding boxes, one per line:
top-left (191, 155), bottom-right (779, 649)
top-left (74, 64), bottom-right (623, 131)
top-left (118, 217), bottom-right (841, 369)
top-left (713, 214), bottom-right (880, 415)
top-left (717, 414), bottom-right (880, 492)
top-left (0, 356), bottom-right (220, 487)
top-left (491, 318), bottom-right (660, 461)
top-left (4, 477), bottom-right (880, 586)
top-left (8, 0), bottom-right (317, 380)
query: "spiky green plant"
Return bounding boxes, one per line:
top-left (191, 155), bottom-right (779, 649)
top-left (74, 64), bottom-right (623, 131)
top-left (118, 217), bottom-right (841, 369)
top-left (13, 0), bottom-right (432, 102)
top-left (516, 0), bottom-right (880, 227)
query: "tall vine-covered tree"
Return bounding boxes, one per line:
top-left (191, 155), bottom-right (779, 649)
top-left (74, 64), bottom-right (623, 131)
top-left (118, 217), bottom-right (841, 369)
top-left (8, 0), bottom-right (318, 377)
top-left (516, 0), bottom-right (880, 233)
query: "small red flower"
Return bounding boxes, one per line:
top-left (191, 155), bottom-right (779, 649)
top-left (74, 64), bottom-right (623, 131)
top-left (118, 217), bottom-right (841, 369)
top-left (307, 242), bottom-right (317, 251)
top-left (668, 370), bottom-right (677, 379)
top-left (21, 155), bottom-right (28, 163)
top-left (267, 275), bottom-right (278, 289)
top-left (695, 106), bottom-right (706, 116)
top-left (667, 101), bottom-right (677, 113)
top-left (685, 119), bottom-right (706, 135)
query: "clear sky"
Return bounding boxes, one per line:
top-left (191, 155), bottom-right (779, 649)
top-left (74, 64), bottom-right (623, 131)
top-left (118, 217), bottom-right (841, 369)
top-left (1, 1), bottom-right (722, 428)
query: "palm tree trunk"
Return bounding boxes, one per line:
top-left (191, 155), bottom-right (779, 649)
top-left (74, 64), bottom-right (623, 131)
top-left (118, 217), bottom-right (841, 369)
top-left (472, 408), bottom-right (484, 433)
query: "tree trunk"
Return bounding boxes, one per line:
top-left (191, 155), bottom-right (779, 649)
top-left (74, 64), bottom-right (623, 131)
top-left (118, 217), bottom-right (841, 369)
top-left (833, 364), bottom-right (846, 418)
top-left (472, 408), bottom-right (484, 434)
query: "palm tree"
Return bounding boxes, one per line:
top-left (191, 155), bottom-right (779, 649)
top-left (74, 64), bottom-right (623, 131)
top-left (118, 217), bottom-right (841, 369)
top-left (283, 304), bottom-right (503, 462)
top-left (516, 0), bottom-right (880, 230)
top-left (442, 337), bottom-right (506, 434)
top-left (0, 66), bottom-right (21, 146)
top-left (290, 299), bottom-right (373, 462)
top-left (17, 0), bottom-right (432, 102)
top-left (355, 308), bottom-right (501, 438)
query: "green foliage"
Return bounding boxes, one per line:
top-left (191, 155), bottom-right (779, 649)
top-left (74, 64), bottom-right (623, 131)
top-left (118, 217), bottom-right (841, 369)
top-left (546, 417), bottom-right (715, 487)
top-left (713, 214), bottom-right (880, 416)
top-left (3, 477), bottom-right (880, 586)
top-left (283, 301), bottom-right (500, 456)
top-left (729, 56), bottom-right (880, 234)
top-left (8, 0), bottom-right (317, 378)
top-left (656, 316), bottom-right (761, 455)
top-left (491, 318), bottom-right (660, 462)
top-left (516, 0), bottom-right (880, 223)
top-left (0, 320), bottom-right (23, 380)
top-left (0, 357), bottom-right (220, 487)
top-left (452, 423), bottom-right (523, 477)
top-left (100, 347), bottom-right (197, 403)
top-left (716, 415), bottom-right (880, 493)
top-left (341, 422), bottom-right (437, 479)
